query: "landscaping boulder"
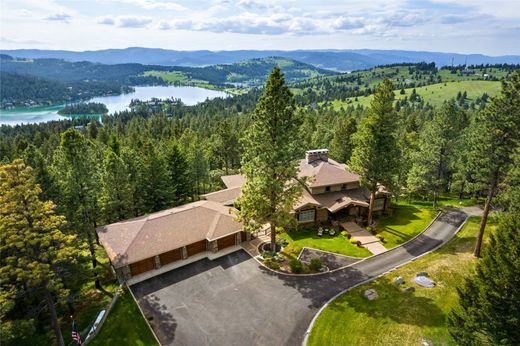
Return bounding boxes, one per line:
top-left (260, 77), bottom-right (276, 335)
top-left (394, 276), bottom-right (404, 285)
top-left (364, 289), bottom-right (378, 300)
top-left (414, 276), bottom-right (436, 288)
top-left (403, 286), bottom-right (415, 293)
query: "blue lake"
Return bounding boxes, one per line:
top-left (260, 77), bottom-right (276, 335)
top-left (0, 85), bottom-right (228, 125)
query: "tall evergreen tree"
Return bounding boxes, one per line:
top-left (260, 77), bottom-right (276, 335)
top-left (448, 212), bottom-right (520, 345)
top-left (466, 71), bottom-right (520, 257)
top-left (22, 143), bottom-right (57, 201)
top-left (99, 149), bottom-right (133, 223)
top-left (330, 116), bottom-right (357, 163)
top-left (165, 141), bottom-right (191, 205)
top-left (0, 160), bottom-right (79, 346)
top-left (406, 101), bottom-right (462, 206)
top-left (237, 67), bottom-right (303, 251)
top-left (52, 129), bottom-right (101, 288)
top-left (140, 141), bottom-right (173, 212)
top-left (349, 78), bottom-right (400, 224)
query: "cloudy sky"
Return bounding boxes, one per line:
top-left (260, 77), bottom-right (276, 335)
top-left (1, 0), bottom-right (519, 55)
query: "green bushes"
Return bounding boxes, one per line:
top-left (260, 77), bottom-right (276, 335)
top-left (310, 258), bottom-right (322, 271)
top-left (270, 262), bottom-right (281, 270)
top-left (289, 259), bottom-right (304, 273)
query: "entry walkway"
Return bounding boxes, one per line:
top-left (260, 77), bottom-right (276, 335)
top-left (341, 221), bottom-right (387, 255)
top-left (241, 233), bottom-right (270, 257)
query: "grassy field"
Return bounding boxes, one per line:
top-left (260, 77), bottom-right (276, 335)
top-left (376, 205), bottom-right (439, 249)
top-left (89, 287), bottom-right (159, 346)
top-left (329, 80), bottom-right (502, 109)
top-left (308, 216), bottom-right (495, 346)
top-left (280, 228), bottom-right (372, 259)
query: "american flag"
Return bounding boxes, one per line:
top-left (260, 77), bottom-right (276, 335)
top-left (71, 320), bottom-right (82, 345)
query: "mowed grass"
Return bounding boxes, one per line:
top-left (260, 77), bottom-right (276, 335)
top-left (308, 216), bottom-right (495, 346)
top-left (376, 205), bottom-right (439, 249)
top-left (89, 287), bottom-right (159, 346)
top-left (330, 80), bottom-right (502, 109)
top-left (280, 228), bottom-right (372, 259)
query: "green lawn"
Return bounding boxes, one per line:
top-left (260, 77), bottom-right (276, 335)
top-left (330, 80), bottom-right (501, 109)
top-left (376, 205), bottom-right (439, 249)
top-left (280, 229), bottom-right (372, 259)
top-left (88, 287), bottom-right (159, 346)
top-left (308, 216), bottom-right (495, 346)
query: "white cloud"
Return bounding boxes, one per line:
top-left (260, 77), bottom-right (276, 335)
top-left (45, 13), bottom-right (71, 23)
top-left (102, 0), bottom-right (186, 11)
top-left (19, 9), bottom-right (32, 17)
top-left (97, 16), bottom-right (115, 25)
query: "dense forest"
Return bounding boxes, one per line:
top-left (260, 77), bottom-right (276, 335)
top-left (0, 64), bottom-right (519, 345)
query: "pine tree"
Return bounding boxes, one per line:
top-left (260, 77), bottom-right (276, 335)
top-left (406, 101), bottom-right (462, 206)
top-left (165, 141), bottom-right (191, 205)
top-left (349, 78), bottom-right (400, 224)
top-left (52, 129), bottom-right (101, 288)
top-left (141, 141), bottom-right (173, 212)
top-left (448, 212), bottom-right (520, 345)
top-left (330, 116), bottom-right (357, 163)
top-left (237, 67), bottom-right (303, 251)
top-left (0, 160), bottom-right (79, 346)
top-left (466, 71), bottom-right (520, 257)
top-left (99, 149), bottom-right (133, 223)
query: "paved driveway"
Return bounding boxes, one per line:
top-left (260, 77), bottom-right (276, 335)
top-left (130, 210), bottom-right (467, 346)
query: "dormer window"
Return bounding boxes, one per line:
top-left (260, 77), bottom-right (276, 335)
top-left (325, 186), bottom-right (331, 192)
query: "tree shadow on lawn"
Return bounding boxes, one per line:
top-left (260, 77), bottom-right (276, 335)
top-left (327, 276), bottom-right (446, 327)
top-left (139, 294), bottom-right (177, 345)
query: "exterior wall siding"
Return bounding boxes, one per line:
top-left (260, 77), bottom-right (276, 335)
top-left (316, 208), bottom-right (329, 222)
top-left (310, 182), bottom-right (360, 194)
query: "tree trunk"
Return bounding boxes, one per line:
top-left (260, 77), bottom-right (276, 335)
top-left (474, 183), bottom-right (496, 257)
top-left (270, 223), bottom-right (276, 253)
top-left (459, 180), bottom-right (466, 200)
top-left (225, 160), bottom-right (229, 175)
top-left (368, 191), bottom-right (376, 226)
top-left (45, 289), bottom-right (65, 346)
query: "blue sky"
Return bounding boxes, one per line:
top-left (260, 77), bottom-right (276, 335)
top-left (1, 0), bottom-right (519, 55)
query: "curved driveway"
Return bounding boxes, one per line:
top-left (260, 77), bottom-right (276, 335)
top-left (131, 210), bottom-right (467, 346)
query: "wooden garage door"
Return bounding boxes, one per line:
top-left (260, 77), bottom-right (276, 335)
top-left (217, 234), bottom-right (236, 250)
top-left (129, 257), bottom-right (155, 276)
top-left (159, 248), bottom-right (182, 265)
top-left (186, 240), bottom-right (207, 257)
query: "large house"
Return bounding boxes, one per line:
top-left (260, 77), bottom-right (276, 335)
top-left (203, 149), bottom-right (389, 224)
top-left (97, 149), bottom-right (388, 282)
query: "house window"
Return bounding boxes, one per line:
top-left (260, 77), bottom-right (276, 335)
top-left (325, 186), bottom-right (331, 192)
top-left (373, 198), bottom-right (386, 211)
top-left (298, 209), bottom-right (315, 222)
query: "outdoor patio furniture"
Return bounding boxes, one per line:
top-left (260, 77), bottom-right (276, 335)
top-left (317, 227), bottom-right (323, 237)
top-left (329, 229), bottom-right (336, 236)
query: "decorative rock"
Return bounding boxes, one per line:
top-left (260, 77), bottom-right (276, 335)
top-left (416, 272), bottom-right (429, 277)
top-left (364, 288), bottom-right (378, 300)
top-left (394, 276), bottom-right (404, 285)
top-left (403, 286), bottom-right (415, 293)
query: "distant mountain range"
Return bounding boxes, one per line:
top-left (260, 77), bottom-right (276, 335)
top-left (2, 48), bottom-right (520, 72)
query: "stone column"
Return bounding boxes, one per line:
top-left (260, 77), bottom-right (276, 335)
top-left (154, 255), bottom-right (161, 269)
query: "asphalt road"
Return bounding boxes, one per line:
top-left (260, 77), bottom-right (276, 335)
top-left (130, 210), bottom-right (467, 346)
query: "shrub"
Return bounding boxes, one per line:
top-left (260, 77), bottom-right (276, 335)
top-left (350, 237), bottom-right (357, 244)
top-left (341, 230), bottom-right (347, 237)
top-left (376, 234), bottom-right (385, 242)
top-left (262, 251), bottom-right (273, 259)
top-left (263, 258), bottom-right (273, 267)
top-left (289, 259), bottom-right (303, 273)
top-left (356, 240), bottom-right (362, 247)
top-left (270, 262), bottom-right (281, 270)
top-left (310, 258), bottom-right (322, 271)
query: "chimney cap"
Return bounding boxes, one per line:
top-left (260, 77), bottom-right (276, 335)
top-left (306, 149), bottom-right (329, 154)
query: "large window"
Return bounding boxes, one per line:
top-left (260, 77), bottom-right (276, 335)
top-left (298, 209), bottom-right (315, 222)
top-left (374, 198), bottom-right (386, 211)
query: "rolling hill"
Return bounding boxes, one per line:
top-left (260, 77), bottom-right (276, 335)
top-left (3, 48), bottom-right (520, 72)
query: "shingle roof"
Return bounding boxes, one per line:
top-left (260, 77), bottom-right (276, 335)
top-left (298, 158), bottom-right (360, 188)
top-left (221, 174), bottom-right (245, 188)
top-left (96, 201), bottom-right (242, 268)
top-left (294, 188), bottom-right (370, 212)
top-left (201, 186), bottom-right (241, 205)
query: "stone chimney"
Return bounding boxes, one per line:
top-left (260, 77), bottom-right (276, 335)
top-left (306, 149), bottom-right (329, 163)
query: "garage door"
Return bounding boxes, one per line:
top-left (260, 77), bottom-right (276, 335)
top-left (159, 248), bottom-right (182, 265)
top-left (217, 234), bottom-right (236, 250)
top-left (130, 257), bottom-right (155, 276)
top-left (187, 240), bottom-right (207, 256)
